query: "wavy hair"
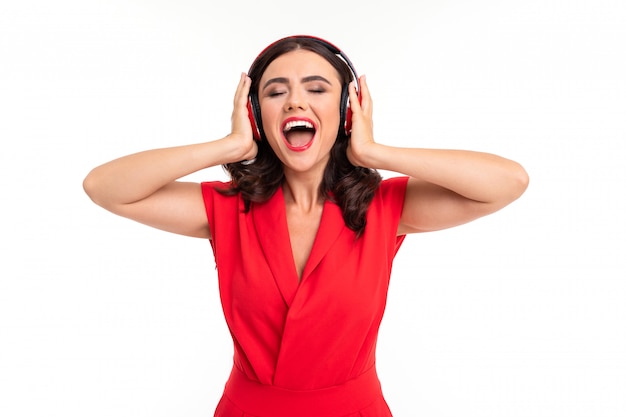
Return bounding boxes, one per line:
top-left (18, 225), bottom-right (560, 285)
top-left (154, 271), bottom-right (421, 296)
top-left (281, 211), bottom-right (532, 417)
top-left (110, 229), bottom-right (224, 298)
top-left (219, 36), bottom-right (381, 236)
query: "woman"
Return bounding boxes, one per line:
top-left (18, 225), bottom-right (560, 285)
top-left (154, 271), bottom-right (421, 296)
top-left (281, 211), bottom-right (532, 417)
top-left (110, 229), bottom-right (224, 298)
top-left (83, 35), bottom-right (529, 416)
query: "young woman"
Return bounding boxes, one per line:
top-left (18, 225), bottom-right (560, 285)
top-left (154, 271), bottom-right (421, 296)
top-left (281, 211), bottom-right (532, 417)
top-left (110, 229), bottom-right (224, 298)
top-left (83, 35), bottom-right (529, 417)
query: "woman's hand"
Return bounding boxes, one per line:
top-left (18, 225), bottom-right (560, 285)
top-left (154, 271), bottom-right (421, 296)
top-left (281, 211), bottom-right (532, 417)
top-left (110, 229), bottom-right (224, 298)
top-left (344, 75), bottom-right (528, 235)
top-left (227, 73), bottom-right (258, 162)
top-left (346, 75), bottom-right (379, 168)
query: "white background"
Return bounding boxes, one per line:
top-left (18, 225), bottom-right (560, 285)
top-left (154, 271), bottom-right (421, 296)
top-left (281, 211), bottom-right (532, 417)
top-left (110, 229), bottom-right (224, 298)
top-left (1, 0), bottom-right (625, 416)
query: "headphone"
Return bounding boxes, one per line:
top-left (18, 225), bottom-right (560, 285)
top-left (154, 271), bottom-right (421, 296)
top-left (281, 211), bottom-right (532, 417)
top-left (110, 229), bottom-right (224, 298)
top-left (247, 35), bottom-right (360, 141)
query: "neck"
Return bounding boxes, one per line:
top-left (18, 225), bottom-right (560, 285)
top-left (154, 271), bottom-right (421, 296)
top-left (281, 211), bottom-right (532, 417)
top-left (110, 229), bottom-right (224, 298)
top-left (282, 171), bottom-right (324, 212)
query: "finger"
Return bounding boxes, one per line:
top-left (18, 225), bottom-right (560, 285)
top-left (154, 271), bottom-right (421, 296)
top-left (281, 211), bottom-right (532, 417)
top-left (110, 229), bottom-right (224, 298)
top-left (231, 74), bottom-right (253, 137)
top-left (234, 72), bottom-right (251, 108)
top-left (357, 75), bottom-right (372, 115)
top-left (348, 80), bottom-right (361, 113)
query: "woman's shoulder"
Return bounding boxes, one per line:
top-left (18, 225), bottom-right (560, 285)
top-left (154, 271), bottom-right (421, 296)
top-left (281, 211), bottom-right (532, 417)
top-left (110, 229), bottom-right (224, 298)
top-left (201, 180), bottom-right (232, 189)
top-left (378, 175), bottom-right (409, 197)
top-left (200, 181), bottom-right (241, 213)
top-left (201, 180), bottom-right (236, 197)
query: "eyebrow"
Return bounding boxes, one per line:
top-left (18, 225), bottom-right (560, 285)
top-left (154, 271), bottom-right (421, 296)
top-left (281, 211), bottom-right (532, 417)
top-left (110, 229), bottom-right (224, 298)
top-left (262, 75), bottom-right (333, 90)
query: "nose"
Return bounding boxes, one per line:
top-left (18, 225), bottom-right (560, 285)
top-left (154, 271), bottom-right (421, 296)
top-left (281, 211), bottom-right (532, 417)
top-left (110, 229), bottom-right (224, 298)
top-left (284, 89), bottom-right (307, 112)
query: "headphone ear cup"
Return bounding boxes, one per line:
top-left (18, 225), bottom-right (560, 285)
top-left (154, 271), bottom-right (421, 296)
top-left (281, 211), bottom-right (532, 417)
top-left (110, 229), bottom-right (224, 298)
top-left (340, 81), bottom-right (360, 136)
top-left (247, 94), bottom-right (262, 140)
top-left (340, 84), bottom-right (350, 136)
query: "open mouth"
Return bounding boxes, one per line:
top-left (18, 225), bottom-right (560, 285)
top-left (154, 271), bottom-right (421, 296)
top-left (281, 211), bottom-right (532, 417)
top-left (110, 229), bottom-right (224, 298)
top-left (281, 118), bottom-right (316, 151)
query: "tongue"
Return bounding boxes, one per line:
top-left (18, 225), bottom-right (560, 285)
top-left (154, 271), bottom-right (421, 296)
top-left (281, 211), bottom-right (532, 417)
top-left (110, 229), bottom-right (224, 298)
top-left (285, 131), bottom-right (314, 148)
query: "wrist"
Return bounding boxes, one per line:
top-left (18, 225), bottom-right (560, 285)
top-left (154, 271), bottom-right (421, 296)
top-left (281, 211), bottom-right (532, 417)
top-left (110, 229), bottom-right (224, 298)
top-left (349, 142), bottom-right (385, 169)
top-left (222, 133), bottom-right (257, 163)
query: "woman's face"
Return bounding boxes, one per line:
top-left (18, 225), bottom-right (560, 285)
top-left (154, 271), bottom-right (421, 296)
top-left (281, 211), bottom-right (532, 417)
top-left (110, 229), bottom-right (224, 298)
top-left (258, 49), bottom-right (343, 176)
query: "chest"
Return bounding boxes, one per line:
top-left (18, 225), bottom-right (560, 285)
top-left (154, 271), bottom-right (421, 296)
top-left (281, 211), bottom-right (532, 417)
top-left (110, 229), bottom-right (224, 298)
top-left (285, 205), bottom-right (323, 282)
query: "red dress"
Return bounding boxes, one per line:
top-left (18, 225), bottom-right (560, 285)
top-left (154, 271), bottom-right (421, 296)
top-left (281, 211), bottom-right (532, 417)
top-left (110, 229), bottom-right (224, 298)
top-left (201, 176), bottom-right (408, 417)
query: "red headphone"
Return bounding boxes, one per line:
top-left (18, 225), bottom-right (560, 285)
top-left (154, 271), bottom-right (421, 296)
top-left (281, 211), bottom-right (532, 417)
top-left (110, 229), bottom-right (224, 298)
top-left (246, 35), bottom-right (360, 141)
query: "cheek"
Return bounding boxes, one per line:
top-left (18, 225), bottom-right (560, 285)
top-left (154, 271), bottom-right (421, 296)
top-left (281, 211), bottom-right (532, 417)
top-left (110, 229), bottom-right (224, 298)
top-left (259, 103), bottom-right (281, 134)
top-left (259, 99), bottom-right (278, 120)
top-left (258, 108), bottom-right (285, 154)
top-left (323, 96), bottom-right (342, 126)
top-left (322, 108), bottom-right (341, 135)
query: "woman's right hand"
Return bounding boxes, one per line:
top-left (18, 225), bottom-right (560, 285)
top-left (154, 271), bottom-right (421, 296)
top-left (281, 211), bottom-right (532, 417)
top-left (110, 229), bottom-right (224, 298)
top-left (227, 73), bottom-right (258, 162)
top-left (82, 73), bottom-right (263, 239)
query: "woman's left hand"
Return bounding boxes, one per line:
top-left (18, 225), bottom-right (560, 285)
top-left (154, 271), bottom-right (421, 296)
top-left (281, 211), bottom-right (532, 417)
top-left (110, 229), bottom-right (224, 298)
top-left (346, 75), bottom-right (379, 168)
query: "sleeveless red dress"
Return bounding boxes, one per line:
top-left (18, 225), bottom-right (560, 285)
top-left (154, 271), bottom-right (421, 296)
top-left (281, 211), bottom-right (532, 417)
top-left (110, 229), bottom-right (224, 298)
top-left (201, 176), bottom-right (408, 417)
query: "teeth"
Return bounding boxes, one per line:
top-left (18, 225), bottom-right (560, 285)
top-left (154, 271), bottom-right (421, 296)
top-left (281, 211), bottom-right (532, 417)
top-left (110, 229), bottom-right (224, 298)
top-left (283, 120), bottom-right (314, 131)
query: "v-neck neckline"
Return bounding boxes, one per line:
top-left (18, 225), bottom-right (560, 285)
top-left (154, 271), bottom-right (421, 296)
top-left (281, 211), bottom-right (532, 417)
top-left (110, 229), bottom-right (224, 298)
top-left (252, 186), bottom-right (347, 307)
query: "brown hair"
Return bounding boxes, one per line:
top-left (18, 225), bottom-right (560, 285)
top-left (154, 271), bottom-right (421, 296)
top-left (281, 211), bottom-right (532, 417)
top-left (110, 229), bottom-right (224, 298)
top-left (219, 36), bottom-right (381, 236)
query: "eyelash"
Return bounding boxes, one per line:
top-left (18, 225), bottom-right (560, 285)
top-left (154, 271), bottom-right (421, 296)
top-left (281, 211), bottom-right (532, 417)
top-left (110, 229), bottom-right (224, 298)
top-left (266, 87), bottom-right (326, 98)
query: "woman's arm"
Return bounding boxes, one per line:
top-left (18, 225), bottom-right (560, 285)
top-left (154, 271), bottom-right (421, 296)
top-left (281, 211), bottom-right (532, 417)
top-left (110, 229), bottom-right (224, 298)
top-left (82, 73), bottom-right (257, 238)
top-left (347, 76), bottom-right (529, 235)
